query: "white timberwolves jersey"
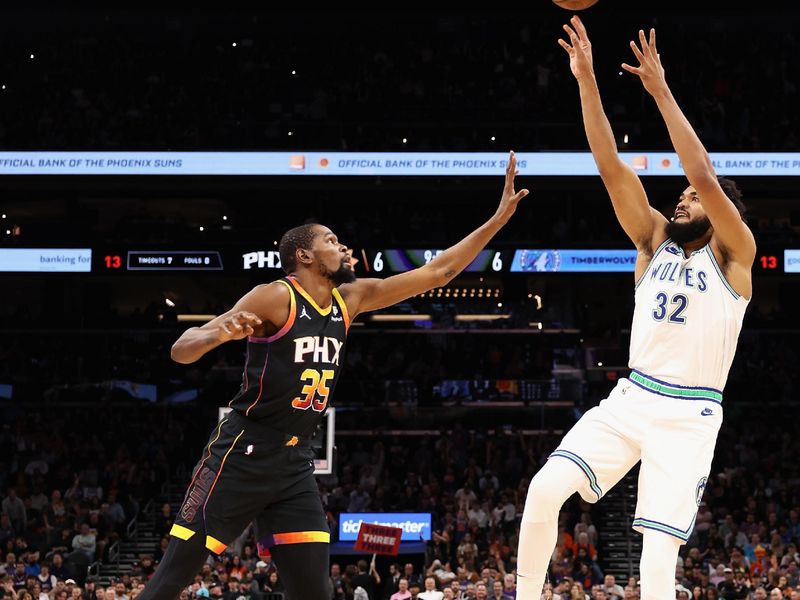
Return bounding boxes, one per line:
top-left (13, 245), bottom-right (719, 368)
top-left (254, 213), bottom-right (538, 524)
top-left (629, 238), bottom-right (749, 392)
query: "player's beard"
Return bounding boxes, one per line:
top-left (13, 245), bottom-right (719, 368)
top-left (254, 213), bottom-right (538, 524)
top-left (667, 215), bottom-right (712, 244)
top-left (323, 261), bottom-right (357, 285)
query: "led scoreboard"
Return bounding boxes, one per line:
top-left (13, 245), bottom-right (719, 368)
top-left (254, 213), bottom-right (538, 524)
top-left (0, 246), bottom-right (793, 274)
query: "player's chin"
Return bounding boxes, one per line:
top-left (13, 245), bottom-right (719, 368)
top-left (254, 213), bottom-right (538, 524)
top-left (329, 265), bottom-right (357, 285)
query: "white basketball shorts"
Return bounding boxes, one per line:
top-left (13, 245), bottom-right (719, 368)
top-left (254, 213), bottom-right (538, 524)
top-left (549, 370), bottom-right (723, 543)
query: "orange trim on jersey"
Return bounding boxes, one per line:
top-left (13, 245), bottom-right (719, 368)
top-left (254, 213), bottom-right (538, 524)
top-left (245, 350), bottom-right (269, 416)
top-left (270, 531), bottom-right (331, 545)
top-left (287, 276), bottom-right (332, 316)
top-left (248, 280), bottom-right (296, 344)
top-left (206, 535), bottom-right (227, 554)
top-left (267, 280), bottom-right (297, 341)
top-left (331, 288), bottom-right (351, 332)
top-left (202, 429), bottom-right (245, 525)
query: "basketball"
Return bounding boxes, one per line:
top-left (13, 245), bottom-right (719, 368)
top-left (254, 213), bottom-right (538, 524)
top-left (552, 0), bottom-right (600, 10)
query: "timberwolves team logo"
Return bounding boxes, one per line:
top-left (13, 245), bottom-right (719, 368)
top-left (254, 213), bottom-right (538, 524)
top-left (519, 250), bottom-right (562, 272)
top-left (695, 476), bottom-right (708, 506)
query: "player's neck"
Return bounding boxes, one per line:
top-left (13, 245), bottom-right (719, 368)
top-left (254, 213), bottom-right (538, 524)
top-left (679, 233), bottom-right (712, 255)
top-left (289, 272), bottom-right (334, 308)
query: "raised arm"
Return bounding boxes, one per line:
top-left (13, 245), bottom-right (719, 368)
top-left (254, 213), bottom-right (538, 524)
top-left (340, 151), bottom-right (528, 316)
top-left (559, 16), bottom-right (667, 253)
top-left (622, 28), bottom-right (756, 264)
top-left (170, 282), bottom-right (289, 364)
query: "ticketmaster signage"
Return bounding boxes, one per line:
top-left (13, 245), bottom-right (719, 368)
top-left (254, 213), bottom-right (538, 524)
top-left (511, 249), bottom-right (637, 273)
top-left (339, 513), bottom-right (432, 542)
top-left (2, 152), bottom-right (800, 176)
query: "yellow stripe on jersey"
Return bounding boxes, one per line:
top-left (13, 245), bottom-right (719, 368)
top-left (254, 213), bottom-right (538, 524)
top-left (206, 535), bottom-right (227, 554)
top-left (331, 288), bottom-right (351, 331)
top-left (288, 276), bottom-right (332, 316)
top-left (169, 524), bottom-right (196, 541)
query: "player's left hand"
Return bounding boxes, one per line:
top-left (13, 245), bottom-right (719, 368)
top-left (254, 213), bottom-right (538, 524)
top-left (495, 151), bottom-right (529, 225)
top-left (622, 28), bottom-right (668, 97)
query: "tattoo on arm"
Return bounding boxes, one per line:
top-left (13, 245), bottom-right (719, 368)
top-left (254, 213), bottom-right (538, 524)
top-left (444, 270), bottom-right (456, 278)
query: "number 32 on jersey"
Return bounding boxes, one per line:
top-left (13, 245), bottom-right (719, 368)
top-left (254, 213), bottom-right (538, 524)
top-left (652, 292), bottom-right (688, 324)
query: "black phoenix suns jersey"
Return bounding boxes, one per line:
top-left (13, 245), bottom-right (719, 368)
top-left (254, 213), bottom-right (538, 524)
top-left (227, 276), bottom-right (350, 437)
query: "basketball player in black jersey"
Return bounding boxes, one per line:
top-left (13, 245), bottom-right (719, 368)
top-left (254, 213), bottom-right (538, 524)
top-left (137, 152), bottom-right (528, 600)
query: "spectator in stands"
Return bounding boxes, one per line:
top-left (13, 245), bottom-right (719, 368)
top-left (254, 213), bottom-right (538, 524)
top-left (2, 490), bottom-right (26, 534)
top-left (500, 573), bottom-right (515, 599)
top-left (0, 516), bottom-right (14, 550)
top-left (725, 525), bottom-right (748, 551)
top-left (474, 582), bottom-right (489, 600)
top-left (22, 551), bottom-right (40, 578)
top-left (114, 581), bottom-right (130, 600)
top-left (404, 564), bottom-right (423, 591)
top-left (430, 561), bottom-right (456, 587)
top-left (227, 555), bottom-right (247, 581)
top-left (573, 514), bottom-right (598, 549)
top-left (568, 582), bottom-right (588, 600)
top-left (352, 559), bottom-right (382, 600)
top-left (419, 576), bottom-right (444, 600)
top-left (390, 577), bottom-right (412, 600)
top-left (490, 580), bottom-right (512, 600)
top-left (11, 562), bottom-right (26, 587)
top-left (36, 563), bottom-right (56, 592)
top-left (349, 486), bottom-right (372, 512)
top-left (48, 554), bottom-right (67, 581)
top-left (601, 575), bottom-right (623, 600)
top-left (154, 504), bottom-right (173, 537)
top-left (263, 570), bottom-right (283, 595)
top-left (71, 523), bottom-right (96, 561)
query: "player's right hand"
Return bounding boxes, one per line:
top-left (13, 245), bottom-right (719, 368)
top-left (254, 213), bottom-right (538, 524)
top-left (217, 311), bottom-right (262, 342)
top-left (558, 15), bottom-right (594, 81)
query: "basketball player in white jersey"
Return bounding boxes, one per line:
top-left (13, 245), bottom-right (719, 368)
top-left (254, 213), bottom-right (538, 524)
top-left (516, 17), bottom-right (755, 600)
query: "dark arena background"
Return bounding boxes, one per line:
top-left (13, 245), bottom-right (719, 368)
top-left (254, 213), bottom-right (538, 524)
top-left (1, 5), bottom-right (799, 600)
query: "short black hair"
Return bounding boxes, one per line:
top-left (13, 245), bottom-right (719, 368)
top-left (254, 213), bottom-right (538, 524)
top-left (278, 223), bottom-right (320, 274)
top-left (718, 177), bottom-right (747, 221)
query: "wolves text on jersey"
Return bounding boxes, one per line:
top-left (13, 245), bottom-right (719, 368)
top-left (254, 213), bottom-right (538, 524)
top-left (650, 263), bottom-right (708, 292)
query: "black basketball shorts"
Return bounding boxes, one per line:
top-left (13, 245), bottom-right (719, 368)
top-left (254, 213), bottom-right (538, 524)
top-left (170, 409), bottom-right (330, 554)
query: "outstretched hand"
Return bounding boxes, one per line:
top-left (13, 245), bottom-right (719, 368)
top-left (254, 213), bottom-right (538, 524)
top-left (495, 151), bottom-right (529, 224)
top-left (558, 15), bottom-right (594, 81)
top-left (622, 28), bottom-right (668, 97)
top-left (217, 311), bottom-right (262, 342)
